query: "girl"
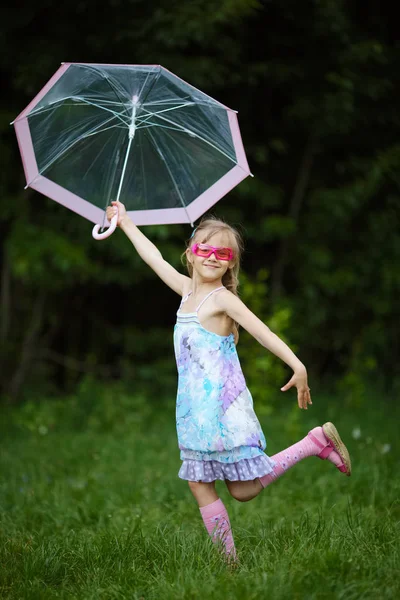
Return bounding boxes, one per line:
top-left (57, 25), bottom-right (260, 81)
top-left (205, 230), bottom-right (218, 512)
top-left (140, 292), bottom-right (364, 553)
top-left (106, 200), bottom-right (351, 562)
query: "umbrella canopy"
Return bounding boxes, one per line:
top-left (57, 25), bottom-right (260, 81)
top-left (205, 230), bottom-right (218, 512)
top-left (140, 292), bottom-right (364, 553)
top-left (13, 62), bottom-right (251, 235)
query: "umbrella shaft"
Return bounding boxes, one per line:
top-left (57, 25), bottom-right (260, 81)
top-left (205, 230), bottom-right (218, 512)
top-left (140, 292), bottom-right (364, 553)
top-left (116, 99), bottom-right (139, 202)
top-left (129, 103), bottom-right (137, 139)
top-left (116, 136), bottom-right (133, 203)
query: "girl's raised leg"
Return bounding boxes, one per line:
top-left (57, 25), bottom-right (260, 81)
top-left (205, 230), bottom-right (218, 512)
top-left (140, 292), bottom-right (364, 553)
top-left (188, 481), bottom-right (236, 559)
top-left (225, 423), bottom-right (351, 502)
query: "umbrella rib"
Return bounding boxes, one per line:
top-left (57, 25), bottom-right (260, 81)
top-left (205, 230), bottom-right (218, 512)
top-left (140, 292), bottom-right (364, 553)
top-left (143, 95), bottom-right (192, 106)
top-left (147, 128), bottom-right (193, 225)
top-left (27, 96), bottom-right (130, 113)
top-left (147, 112), bottom-right (237, 165)
top-left (139, 133), bottom-right (147, 209)
top-left (23, 96), bottom-right (215, 125)
top-left (134, 69), bottom-right (155, 108)
top-left (98, 72), bottom-right (132, 119)
top-left (82, 122), bottom-right (127, 137)
top-left (143, 98), bottom-right (221, 109)
top-left (75, 63), bottom-right (132, 119)
top-left (25, 95), bottom-right (130, 128)
top-left (25, 113), bottom-right (119, 187)
top-left (71, 98), bottom-right (130, 126)
top-left (135, 123), bottom-right (185, 133)
top-left (135, 102), bottom-right (195, 126)
top-left (18, 96), bottom-right (79, 119)
top-left (131, 66), bottom-right (162, 115)
top-left (67, 99), bottom-right (131, 108)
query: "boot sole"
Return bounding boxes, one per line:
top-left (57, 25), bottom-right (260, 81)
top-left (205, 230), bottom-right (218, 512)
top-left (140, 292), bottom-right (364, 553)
top-left (322, 422), bottom-right (352, 477)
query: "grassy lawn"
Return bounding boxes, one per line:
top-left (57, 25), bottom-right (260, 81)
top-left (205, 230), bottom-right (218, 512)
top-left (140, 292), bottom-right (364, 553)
top-left (1, 388), bottom-right (399, 599)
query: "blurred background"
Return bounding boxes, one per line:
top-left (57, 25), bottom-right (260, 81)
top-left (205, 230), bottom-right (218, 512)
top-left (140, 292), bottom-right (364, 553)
top-left (1, 0), bottom-right (400, 409)
top-left (1, 3), bottom-right (400, 596)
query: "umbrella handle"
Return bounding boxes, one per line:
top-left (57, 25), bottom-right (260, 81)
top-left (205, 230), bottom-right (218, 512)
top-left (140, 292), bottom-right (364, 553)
top-left (92, 211), bottom-right (118, 240)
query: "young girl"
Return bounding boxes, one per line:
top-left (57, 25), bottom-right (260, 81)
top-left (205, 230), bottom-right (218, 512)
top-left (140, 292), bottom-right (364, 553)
top-left (106, 200), bottom-right (351, 562)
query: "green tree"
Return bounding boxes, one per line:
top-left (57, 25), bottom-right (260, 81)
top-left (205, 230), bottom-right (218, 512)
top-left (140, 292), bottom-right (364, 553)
top-left (1, 0), bottom-right (399, 403)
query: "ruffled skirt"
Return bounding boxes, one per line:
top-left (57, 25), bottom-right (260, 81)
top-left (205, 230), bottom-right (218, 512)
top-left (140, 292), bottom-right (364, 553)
top-left (178, 454), bottom-right (276, 482)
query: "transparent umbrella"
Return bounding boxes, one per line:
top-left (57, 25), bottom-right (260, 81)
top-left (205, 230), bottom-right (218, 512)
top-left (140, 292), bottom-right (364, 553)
top-left (12, 62), bottom-right (252, 239)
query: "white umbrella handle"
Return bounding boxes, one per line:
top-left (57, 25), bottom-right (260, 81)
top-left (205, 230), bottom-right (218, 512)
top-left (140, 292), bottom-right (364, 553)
top-left (92, 210), bottom-right (118, 240)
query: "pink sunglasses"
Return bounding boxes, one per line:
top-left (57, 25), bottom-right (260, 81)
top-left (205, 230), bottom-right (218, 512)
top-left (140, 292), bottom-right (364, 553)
top-left (191, 243), bottom-right (234, 261)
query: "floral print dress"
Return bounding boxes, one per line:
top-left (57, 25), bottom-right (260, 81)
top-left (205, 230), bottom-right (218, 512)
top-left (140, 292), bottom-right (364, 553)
top-left (174, 286), bottom-right (276, 482)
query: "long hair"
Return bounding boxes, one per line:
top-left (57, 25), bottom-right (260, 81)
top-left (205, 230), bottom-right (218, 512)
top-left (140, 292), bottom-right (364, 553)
top-left (182, 215), bottom-right (244, 341)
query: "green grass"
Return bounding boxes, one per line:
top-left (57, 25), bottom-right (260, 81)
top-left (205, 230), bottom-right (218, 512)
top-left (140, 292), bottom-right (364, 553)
top-left (0, 391), bottom-right (399, 599)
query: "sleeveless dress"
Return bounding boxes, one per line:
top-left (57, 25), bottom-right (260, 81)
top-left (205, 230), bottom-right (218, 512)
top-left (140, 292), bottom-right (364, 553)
top-left (174, 286), bottom-right (276, 482)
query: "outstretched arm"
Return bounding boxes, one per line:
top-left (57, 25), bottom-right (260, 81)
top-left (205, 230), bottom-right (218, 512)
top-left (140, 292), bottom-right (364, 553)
top-left (107, 201), bottom-right (190, 296)
top-left (215, 290), bottom-right (312, 409)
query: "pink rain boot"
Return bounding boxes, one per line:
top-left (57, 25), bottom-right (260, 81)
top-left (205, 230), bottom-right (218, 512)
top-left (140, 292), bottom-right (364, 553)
top-left (308, 422), bottom-right (352, 476)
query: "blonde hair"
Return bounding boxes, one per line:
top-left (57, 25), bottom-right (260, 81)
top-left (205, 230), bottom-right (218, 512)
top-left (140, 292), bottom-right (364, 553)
top-left (182, 215), bottom-right (244, 340)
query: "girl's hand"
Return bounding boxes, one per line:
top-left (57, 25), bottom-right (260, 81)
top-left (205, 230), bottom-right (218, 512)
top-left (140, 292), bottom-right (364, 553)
top-left (106, 200), bottom-right (127, 226)
top-left (280, 367), bottom-right (312, 410)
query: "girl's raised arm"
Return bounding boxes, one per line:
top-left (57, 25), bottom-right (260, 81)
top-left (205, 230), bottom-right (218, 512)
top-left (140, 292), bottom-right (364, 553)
top-left (107, 201), bottom-right (190, 296)
top-left (215, 289), bottom-right (312, 410)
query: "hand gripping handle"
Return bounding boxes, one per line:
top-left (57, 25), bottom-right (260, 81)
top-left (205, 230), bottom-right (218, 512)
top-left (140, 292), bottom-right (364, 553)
top-left (92, 208), bottom-right (118, 240)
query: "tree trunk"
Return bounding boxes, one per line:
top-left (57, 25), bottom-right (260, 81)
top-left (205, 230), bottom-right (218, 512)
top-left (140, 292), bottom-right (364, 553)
top-left (0, 250), bottom-right (11, 345)
top-left (270, 133), bottom-right (318, 302)
top-left (7, 290), bottom-right (46, 403)
top-left (0, 251), bottom-right (12, 392)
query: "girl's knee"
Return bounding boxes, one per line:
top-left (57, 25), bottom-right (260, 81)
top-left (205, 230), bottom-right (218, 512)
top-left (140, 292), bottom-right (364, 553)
top-left (226, 482), bottom-right (251, 502)
top-left (233, 492), bottom-right (251, 503)
top-left (226, 480), bottom-right (261, 502)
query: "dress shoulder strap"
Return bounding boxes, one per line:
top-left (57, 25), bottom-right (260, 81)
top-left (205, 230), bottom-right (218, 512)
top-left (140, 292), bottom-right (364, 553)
top-left (195, 286), bottom-right (225, 312)
top-left (178, 291), bottom-right (192, 310)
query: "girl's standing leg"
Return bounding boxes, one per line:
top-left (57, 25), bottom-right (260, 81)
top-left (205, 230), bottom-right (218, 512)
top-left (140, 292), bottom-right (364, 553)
top-left (188, 481), bottom-right (236, 559)
top-left (226, 423), bottom-right (351, 502)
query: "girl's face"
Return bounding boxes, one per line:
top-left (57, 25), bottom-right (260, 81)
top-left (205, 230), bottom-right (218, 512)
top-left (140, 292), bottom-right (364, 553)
top-left (187, 230), bottom-right (234, 282)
